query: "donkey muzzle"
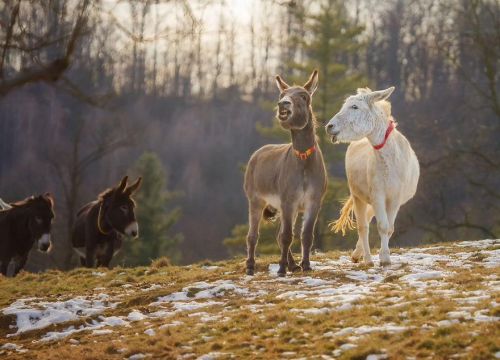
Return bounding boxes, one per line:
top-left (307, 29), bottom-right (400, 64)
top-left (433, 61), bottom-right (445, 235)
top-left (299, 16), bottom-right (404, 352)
top-left (125, 221), bottom-right (139, 238)
top-left (277, 97), bottom-right (292, 121)
top-left (38, 234), bottom-right (52, 252)
top-left (325, 122), bottom-right (340, 142)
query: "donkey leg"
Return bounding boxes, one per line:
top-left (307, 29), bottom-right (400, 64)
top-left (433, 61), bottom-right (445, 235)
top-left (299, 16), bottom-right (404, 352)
top-left (0, 258), bottom-right (9, 276)
top-left (300, 203), bottom-right (321, 271)
top-left (245, 200), bottom-right (264, 275)
top-left (277, 207), bottom-right (294, 277)
top-left (352, 204), bottom-right (373, 263)
top-left (101, 241), bottom-right (115, 269)
top-left (352, 197), bottom-right (373, 266)
top-left (379, 202), bottom-right (399, 266)
top-left (372, 197), bottom-right (392, 266)
top-left (85, 246), bottom-right (96, 268)
top-left (287, 214), bottom-right (301, 272)
top-left (12, 254), bottom-right (28, 277)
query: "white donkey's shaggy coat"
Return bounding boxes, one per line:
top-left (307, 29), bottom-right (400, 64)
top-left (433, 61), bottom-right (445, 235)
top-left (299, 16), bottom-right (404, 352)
top-left (326, 87), bottom-right (419, 265)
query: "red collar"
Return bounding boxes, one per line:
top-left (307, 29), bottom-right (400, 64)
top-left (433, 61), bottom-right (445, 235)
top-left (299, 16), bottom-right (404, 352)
top-left (294, 145), bottom-right (316, 160)
top-left (373, 120), bottom-right (396, 150)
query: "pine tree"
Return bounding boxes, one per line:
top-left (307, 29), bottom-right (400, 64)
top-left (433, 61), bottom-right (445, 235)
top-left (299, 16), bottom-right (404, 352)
top-left (123, 152), bottom-right (183, 266)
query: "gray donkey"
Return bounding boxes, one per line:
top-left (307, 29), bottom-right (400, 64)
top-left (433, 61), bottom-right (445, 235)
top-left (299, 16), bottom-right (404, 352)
top-left (244, 70), bottom-right (327, 276)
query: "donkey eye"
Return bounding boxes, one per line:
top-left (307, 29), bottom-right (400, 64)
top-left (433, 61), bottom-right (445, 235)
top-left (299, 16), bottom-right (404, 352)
top-left (351, 104), bottom-right (358, 109)
top-left (35, 216), bottom-right (43, 224)
top-left (120, 205), bottom-right (128, 214)
top-left (301, 94), bottom-right (308, 101)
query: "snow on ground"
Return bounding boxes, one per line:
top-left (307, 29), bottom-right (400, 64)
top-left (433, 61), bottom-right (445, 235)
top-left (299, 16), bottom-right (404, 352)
top-left (2, 293), bottom-right (118, 336)
top-left (1, 239), bottom-right (499, 356)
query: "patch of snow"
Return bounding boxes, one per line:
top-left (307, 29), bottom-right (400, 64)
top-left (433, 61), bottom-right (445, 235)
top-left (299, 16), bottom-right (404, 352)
top-left (447, 311), bottom-right (472, 320)
top-left (128, 354), bottom-right (147, 360)
top-left (201, 265), bottom-right (219, 270)
top-left (92, 329), bottom-right (113, 335)
top-left (268, 263), bottom-right (280, 275)
top-left (301, 277), bottom-right (330, 287)
top-left (197, 352), bottom-right (228, 360)
top-left (437, 319), bottom-right (459, 327)
top-left (91, 271), bottom-right (106, 277)
top-left (327, 324), bottom-right (410, 337)
top-left (291, 307), bottom-right (331, 315)
top-left (152, 280), bottom-right (253, 305)
top-left (345, 270), bottom-right (384, 282)
top-left (158, 321), bottom-right (183, 329)
top-left (3, 295), bottom-right (118, 336)
top-left (172, 300), bottom-right (224, 312)
top-left (1, 343), bottom-right (26, 353)
top-left (141, 284), bottom-right (162, 292)
top-left (366, 354), bottom-right (388, 360)
top-left (401, 271), bottom-right (444, 283)
top-left (456, 239), bottom-right (498, 249)
top-left (127, 310), bottom-right (147, 322)
top-left (144, 328), bottom-right (156, 336)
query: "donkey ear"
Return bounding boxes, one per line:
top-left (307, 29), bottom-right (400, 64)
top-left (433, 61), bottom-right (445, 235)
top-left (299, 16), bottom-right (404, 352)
top-left (125, 177), bottom-right (142, 195)
top-left (275, 75), bottom-right (290, 92)
top-left (367, 86), bottom-right (395, 103)
top-left (357, 87), bottom-right (372, 95)
top-left (117, 176), bottom-right (128, 193)
top-left (44, 192), bottom-right (54, 205)
top-left (303, 69), bottom-right (319, 95)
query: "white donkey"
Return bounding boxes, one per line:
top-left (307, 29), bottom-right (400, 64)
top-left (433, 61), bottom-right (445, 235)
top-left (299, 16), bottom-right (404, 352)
top-left (325, 87), bottom-right (419, 266)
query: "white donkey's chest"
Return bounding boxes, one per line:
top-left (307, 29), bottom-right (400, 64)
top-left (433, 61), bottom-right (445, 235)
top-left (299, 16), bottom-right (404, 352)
top-left (371, 143), bottom-right (419, 203)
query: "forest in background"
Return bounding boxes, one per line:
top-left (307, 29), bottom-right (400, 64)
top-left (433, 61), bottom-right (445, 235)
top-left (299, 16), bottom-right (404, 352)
top-left (0, 0), bottom-right (498, 271)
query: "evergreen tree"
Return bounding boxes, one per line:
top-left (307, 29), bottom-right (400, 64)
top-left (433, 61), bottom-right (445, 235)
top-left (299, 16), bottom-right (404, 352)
top-left (123, 152), bottom-right (183, 266)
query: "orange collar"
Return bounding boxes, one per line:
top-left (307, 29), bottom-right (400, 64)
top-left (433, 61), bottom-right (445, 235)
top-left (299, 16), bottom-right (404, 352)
top-left (294, 145), bottom-right (316, 160)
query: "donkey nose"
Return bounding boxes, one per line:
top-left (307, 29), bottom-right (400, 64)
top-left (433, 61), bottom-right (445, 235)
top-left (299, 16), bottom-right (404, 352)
top-left (131, 230), bottom-right (138, 237)
top-left (278, 99), bottom-right (291, 107)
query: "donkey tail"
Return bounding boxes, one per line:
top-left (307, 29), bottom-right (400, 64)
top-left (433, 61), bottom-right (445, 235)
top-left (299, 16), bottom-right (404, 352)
top-left (329, 196), bottom-right (356, 235)
top-left (262, 205), bottom-right (278, 222)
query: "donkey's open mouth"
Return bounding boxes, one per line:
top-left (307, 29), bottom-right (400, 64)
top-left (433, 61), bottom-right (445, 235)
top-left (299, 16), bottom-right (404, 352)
top-left (278, 109), bottom-right (291, 121)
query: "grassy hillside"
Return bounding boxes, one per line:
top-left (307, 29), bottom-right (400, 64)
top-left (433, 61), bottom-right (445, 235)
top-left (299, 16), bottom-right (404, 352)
top-left (0, 240), bottom-right (499, 360)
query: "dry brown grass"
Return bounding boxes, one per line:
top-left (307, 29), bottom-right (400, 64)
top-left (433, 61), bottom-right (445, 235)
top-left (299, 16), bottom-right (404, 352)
top-left (0, 241), bottom-right (498, 359)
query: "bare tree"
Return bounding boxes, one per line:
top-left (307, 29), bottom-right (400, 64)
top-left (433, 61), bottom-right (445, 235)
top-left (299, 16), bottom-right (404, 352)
top-left (0, 0), bottom-right (91, 97)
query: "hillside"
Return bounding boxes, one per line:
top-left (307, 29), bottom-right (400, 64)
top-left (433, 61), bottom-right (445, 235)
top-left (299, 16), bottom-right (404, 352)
top-left (0, 240), bottom-right (499, 360)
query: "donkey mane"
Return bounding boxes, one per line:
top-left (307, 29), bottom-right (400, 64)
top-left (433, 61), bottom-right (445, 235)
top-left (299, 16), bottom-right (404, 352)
top-left (10, 196), bottom-right (36, 207)
top-left (9, 195), bottom-right (53, 209)
top-left (98, 188), bottom-right (115, 201)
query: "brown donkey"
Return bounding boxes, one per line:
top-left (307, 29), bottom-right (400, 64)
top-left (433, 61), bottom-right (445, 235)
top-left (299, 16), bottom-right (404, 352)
top-left (244, 70), bottom-right (327, 276)
top-left (0, 194), bottom-right (55, 276)
top-left (72, 176), bottom-right (141, 268)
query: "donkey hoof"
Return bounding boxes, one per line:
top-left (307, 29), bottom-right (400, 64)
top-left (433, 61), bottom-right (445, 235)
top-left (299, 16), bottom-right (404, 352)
top-left (351, 256), bottom-right (360, 263)
top-left (277, 264), bottom-right (287, 277)
top-left (288, 264), bottom-right (301, 273)
top-left (380, 260), bottom-right (391, 267)
top-left (363, 260), bottom-right (374, 267)
top-left (246, 268), bottom-right (255, 276)
top-left (300, 261), bottom-right (312, 272)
